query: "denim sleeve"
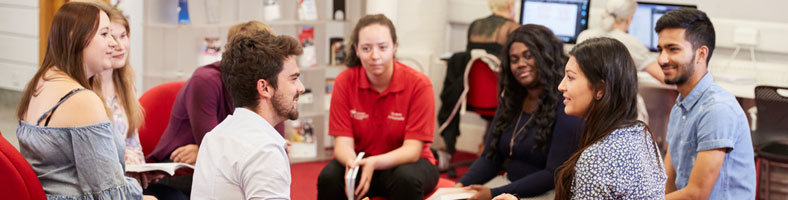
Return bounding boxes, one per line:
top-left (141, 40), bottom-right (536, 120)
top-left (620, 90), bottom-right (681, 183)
top-left (70, 124), bottom-right (142, 199)
top-left (696, 104), bottom-right (739, 152)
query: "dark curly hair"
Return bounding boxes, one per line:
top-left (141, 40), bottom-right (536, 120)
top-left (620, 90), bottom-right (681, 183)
top-left (221, 29), bottom-right (302, 110)
top-left (485, 24), bottom-right (568, 162)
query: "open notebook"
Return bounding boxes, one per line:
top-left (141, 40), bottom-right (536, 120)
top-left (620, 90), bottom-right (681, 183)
top-left (126, 163), bottom-right (194, 176)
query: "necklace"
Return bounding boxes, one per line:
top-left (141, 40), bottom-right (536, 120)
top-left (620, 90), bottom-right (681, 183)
top-left (509, 112), bottom-right (533, 156)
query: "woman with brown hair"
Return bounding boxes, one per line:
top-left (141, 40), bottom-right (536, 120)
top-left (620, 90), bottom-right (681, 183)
top-left (16, 2), bottom-right (143, 199)
top-left (553, 37), bottom-right (665, 199)
top-left (317, 14), bottom-right (439, 200)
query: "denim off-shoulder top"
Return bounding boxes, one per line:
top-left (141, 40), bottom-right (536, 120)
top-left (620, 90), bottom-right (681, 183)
top-left (16, 88), bottom-right (142, 199)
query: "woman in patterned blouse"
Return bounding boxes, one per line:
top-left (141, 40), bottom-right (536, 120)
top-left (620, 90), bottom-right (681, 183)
top-left (87, 0), bottom-right (166, 191)
top-left (553, 37), bottom-right (666, 199)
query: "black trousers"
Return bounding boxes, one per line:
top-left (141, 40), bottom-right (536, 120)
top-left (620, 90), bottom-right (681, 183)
top-left (317, 158), bottom-right (439, 200)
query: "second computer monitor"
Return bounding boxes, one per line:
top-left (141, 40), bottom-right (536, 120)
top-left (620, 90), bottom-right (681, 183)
top-left (628, 2), bottom-right (697, 51)
top-left (520, 0), bottom-right (591, 44)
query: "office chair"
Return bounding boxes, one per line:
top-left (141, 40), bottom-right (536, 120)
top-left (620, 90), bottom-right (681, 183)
top-left (438, 49), bottom-right (500, 178)
top-left (138, 81), bottom-right (186, 159)
top-left (752, 85), bottom-right (788, 200)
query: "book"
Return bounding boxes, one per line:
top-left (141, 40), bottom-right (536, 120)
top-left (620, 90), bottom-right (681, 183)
top-left (329, 37), bottom-right (346, 66)
top-left (346, 152), bottom-right (365, 200)
top-left (263, 0), bottom-right (281, 21)
top-left (287, 119), bottom-right (317, 158)
top-left (126, 163), bottom-right (195, 176)
top-left (298, 0), bottom-right (318, 21)
top-left (332, 0), bottom-right (346, 20)
top-left (199, 36), bottom-right (222, 66)
top-left (298, 26), bottom-right (317, 68)
top-left (425, 188), bottom-right (476, 200)
top-left (177, 0), bottom-right (190, 24)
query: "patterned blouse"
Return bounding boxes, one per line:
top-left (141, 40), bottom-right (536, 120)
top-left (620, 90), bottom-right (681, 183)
top-left (571, 123), bottom-right (666, 199)
top-left (108, 96), bottom-right (146, 165)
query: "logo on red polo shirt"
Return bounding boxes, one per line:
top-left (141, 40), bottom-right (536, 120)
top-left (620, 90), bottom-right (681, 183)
top-left (387, 112), bottom-right (404, 121)
top-left (350, 109), bottom-right (369, 120)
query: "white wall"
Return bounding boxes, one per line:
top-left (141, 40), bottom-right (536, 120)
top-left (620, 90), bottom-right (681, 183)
top-left (119, 1), bottom-right (145, 95)
top-left (0, 1), bottom-right (38, 91)
top-left (0, 1), bottom-right (144, 93)
top-left (443, 0), bottom-right (788, 82)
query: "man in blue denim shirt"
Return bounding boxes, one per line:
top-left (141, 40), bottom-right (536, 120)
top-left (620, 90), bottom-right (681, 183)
top-left (656, 8), bottom-right (756, 200)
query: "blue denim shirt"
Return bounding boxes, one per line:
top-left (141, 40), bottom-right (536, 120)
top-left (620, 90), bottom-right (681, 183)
top-left (667, 73), bottom-right (756, 199)
top-left (17, 121), bottom-right (142, 200)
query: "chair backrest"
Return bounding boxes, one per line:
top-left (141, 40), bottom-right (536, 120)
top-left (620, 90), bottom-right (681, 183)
top-left (436, 49), bottom-right (500, 133)
top-left (138, 81), bottom-right (186, 157)
top-left (754, 85), bottom-right (788, 146)
top-left (0, 133), bottom-right (46, 200)
top-left (464, 49), bottom-right (500, 117)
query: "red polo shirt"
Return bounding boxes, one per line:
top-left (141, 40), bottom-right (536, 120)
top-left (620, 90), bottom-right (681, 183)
top-left (329, 61), bottom-right (436, 164)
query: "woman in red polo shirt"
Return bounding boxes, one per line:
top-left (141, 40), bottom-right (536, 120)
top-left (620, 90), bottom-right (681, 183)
top-left (317, 14), bottom-right (439, 200)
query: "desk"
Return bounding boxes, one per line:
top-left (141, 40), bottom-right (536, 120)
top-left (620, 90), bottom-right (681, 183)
top-left (637, 71), bottom-right (758, 99)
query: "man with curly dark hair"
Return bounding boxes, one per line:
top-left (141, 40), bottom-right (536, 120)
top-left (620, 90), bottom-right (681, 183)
top-left (191, 27), bottom-right (304, 199)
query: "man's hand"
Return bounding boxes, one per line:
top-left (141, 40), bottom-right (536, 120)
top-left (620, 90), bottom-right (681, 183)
top-left (171, 144), bottom-right (198, 164)
top-left (466, 185), bottom-right (492, 200)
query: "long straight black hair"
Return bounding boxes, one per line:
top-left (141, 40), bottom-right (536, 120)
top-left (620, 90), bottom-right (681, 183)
top-left (553, 37), bottom-right (654, 199)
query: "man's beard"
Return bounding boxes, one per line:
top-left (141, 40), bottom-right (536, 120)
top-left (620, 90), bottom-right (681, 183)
top-left (663, 54), bottom-right (696, 85)
top-left (272, 90), bottom-right (299, 120)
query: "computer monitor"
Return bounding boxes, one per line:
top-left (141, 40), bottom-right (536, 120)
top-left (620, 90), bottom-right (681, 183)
top-left (628, 2), bottom-right (697, 51)
top-left (520, 0), bottom-right (591, 44)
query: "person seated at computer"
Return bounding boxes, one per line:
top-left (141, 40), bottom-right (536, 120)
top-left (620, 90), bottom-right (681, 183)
top-left (576, 0), bottom-right (661, 123)
top-left (467, 0), bottom-right (519, 53)
top-left (455, 24), bottom-right (583, 200)
top-left (317, 14), bottom-right (439, 200)
top-left (577, 0), bottom-right (664, 83)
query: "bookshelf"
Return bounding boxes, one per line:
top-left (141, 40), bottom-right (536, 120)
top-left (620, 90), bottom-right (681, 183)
top-left (142, 0), bottom-right (362, 163)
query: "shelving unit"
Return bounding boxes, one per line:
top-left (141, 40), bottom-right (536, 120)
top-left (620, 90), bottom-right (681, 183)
top-left (143, 0), bottom-right (362, 163)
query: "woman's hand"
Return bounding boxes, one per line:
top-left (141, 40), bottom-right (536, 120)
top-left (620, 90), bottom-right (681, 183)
top-left (455, 182), bottom-right (464, 188)
top-left (354, 156), bottom-right (378, 200)
top-left (126, 171), bottom-right (165, 189)
top-left (492, 193), bottom-right (518, 200)
top-left (170, 144), bottom-right (198, 164)
top-left (466, 185), bottom-right (493, 200)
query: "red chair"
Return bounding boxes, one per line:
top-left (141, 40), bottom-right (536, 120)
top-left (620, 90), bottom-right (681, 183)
top-left (369, 177), bottom-right (456, 200)
top-left (0, 133), bottom-right (47, 200)
top-left (438, 49), bottom-right (500, 133)
top-left (437, 49), bottom-right (500, 178)
top-left (464, 52), bottom-right (500, 118)
top-left (138, 81), bottom-right (186, 158)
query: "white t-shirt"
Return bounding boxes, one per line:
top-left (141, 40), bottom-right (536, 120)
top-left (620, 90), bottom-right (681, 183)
top-left (577, 29), bottom-right (656, 71)
top-left (191, 108), bottom-right (290, 200)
